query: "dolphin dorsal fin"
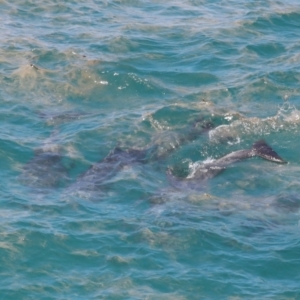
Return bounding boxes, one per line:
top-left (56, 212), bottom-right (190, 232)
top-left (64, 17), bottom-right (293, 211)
top-left (113, 146), bottom-right (124, 154)
top-left (252, 140), bottom-right (287, 164)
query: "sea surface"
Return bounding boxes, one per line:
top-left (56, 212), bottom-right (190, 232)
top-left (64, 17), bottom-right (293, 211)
top-left (1, 0), bottom-right (300, 299)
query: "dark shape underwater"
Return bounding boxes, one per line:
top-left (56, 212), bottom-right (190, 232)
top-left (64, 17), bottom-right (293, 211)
top-left (19, 130), bottom-right (70, 190)
top-left (68, 118), bottom-right (215, 196)
top-left (66, 146), bottom-right (153, 198)
top-left (20, 143), bottom-right (68, 189)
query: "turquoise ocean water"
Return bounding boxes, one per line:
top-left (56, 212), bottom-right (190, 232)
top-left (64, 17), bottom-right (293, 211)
top-left (1, 0), bottom-right (300, 298)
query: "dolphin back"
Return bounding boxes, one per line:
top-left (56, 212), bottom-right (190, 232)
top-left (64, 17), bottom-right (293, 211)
top-left (165, 139), bottom-right (287, 190)
top-left (252, 140), bottom-right (287, 164)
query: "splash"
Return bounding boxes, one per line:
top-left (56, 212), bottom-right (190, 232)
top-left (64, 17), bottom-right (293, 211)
top-left (209, 101), bottom-right (300, 143)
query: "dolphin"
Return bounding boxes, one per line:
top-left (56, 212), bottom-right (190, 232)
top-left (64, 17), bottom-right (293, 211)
top-left (66, 146), bottom-right (151, 196)
top-left (149, 118), bottom-right (214, 162)
top-left (19, 133), bottom-right (68, 189)
top-left (67, 118), bottom-right (215, 197)
top-left (166, 140), bottom-right (287, 190)
top-left (37, 110), bottom-right (88, 126)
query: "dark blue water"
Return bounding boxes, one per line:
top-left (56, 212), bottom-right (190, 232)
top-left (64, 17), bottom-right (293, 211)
top-left (1, 0), bottom-right (300, 298)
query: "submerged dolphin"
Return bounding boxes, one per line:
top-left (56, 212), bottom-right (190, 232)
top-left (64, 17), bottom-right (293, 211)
top-left (19, 134), bottom-right (68, 189)
top-left (149, 118), bottom-right (214, 161)
top-left (68, 118), bottom-right (215, 197)
top-left (167, 140), bottom-right (287, 190)
top-left (66, 146), bottom-right (151, 197)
